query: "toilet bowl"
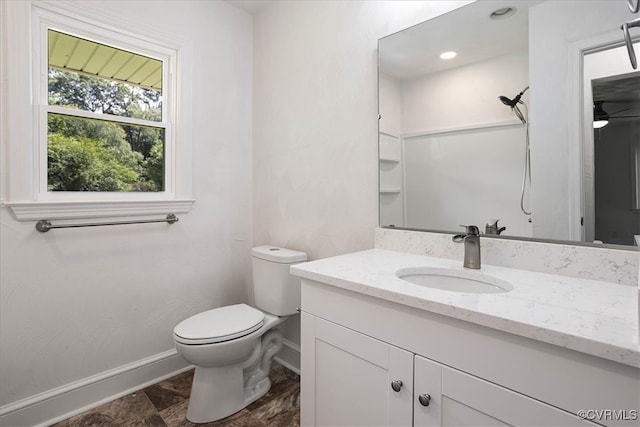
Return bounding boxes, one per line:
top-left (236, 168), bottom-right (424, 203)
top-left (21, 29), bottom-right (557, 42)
top-left (173, 246), bottom-right (307, 423)
top-left (174, 304), bottom-right (285, 423)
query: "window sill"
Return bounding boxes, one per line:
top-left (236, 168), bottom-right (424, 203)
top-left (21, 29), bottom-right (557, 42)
top-left (3, 199), bottom-right (195, 221)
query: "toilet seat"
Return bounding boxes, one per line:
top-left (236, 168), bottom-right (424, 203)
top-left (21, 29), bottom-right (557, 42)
top-left (174, 304), bottom-right (265, 345)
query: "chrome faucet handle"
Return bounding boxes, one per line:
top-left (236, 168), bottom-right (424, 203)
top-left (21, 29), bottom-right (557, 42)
top-left (452, 225), bottom-right (480, 242)
top-left (461, 225), bottom-right (480, 235)
top-left (485, 219), bottom-right (506, 235)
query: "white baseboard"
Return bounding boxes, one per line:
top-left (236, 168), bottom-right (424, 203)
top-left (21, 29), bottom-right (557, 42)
top-left (274, 338), bottom-right (301, 375)
top-left (0, 349), bottom-right (191, 427)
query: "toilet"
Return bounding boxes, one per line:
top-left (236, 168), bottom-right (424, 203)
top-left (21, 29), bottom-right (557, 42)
top-left (173, 245), bottom-right (307, 423)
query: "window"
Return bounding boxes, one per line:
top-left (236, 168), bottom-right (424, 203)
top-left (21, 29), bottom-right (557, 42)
top-left (46, 30), bottom-right (166, 193)
top-left (0, 2), bottom-right (194, 220)
top-left (37, 23), bottom-right (175, 200)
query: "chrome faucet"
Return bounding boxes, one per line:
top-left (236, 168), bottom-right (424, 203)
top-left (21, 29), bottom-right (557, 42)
top-left (452, 225), bottom-right (481, 269)
top-left (485, 219), bottom-right (506, 235)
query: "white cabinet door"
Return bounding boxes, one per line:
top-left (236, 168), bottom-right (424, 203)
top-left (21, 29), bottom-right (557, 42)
top-left (414, 355), bottom-right (596, 427)
top-left (301, 313), bottom-right (413, 426)
top-left (412, 354), bottom-right (443, 427)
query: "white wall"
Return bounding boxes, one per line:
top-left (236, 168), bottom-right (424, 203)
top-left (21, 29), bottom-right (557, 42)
top-left (379, 72), bottom-right (403, 134)
top-left (252, 0), bottom-right (469, 360)
top-left (401, 52), bottom-right (528, 134)
top-left (0, 0), bottom-right (253, 410)
top-left (252, 0), bottom-right (469, 261)
top-left (529, 0), bottom-right (632, 241)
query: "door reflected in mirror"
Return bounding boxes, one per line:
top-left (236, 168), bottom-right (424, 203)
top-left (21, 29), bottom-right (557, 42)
top-left (584, 46), bottom-right (640, 246)
top-left (378, 0), bottom-right (640, 247)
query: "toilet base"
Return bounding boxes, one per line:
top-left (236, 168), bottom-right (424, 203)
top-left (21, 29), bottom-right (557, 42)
top-left (187, 366), bottom-right (246, 423)
top-left (244, 375), bottom-right (271, 406)
top-left (185, 329), bottom-right (283, 423)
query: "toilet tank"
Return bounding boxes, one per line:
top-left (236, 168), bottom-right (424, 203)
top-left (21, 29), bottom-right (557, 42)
top-left (252, 246), bottom-right (307, 316)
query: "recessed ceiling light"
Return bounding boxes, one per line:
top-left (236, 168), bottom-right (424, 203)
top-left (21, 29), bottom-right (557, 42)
top-left (490, 7), bottom-right (516, 20)
top-left (440, 51), bottom-right (457, 60)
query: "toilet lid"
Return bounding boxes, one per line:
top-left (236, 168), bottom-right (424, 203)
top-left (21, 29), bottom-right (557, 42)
top-left (173, 304), bottom-right (265, 345)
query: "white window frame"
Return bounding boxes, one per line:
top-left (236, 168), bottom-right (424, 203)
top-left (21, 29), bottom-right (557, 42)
top-left (0, 1), bottom-right (194, 220)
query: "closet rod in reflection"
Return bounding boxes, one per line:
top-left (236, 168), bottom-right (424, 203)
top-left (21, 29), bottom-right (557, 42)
top-left (35, 214), bottom-right (178, 233)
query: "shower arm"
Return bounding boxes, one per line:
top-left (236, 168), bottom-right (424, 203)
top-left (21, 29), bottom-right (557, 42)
top-left (510, 87), bottom-right (529, 124)
top-left (512, 86), bottom-right (530, 106)
top-left (519, 86), bottom-right (530, 97)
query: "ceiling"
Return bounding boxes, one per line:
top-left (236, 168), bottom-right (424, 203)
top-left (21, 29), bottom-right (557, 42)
top-left (379, 1), bottom-right (541, 80)
top-left (48, 30), bottom-right (162, 91)
top-left (225, 0), bottom-right (272, 14)
top-left (592, 73), bottom-right (640, 103)
top-left (592, 74), bottom-right (640, 118)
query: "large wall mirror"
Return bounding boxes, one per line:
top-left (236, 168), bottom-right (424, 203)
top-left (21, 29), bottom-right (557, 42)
top-left (378, 0), bottom-right (640, 248)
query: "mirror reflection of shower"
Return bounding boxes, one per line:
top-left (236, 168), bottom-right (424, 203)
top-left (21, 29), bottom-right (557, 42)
top-left (499, 86), bottom-right (531, 215)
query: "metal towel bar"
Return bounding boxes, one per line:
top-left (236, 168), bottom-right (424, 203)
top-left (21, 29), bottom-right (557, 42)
top-left (35, 214), bottom-right (178, 232)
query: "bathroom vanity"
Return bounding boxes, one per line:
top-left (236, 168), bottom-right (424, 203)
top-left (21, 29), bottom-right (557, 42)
top-left (292, 241), bottom-right (639, 426)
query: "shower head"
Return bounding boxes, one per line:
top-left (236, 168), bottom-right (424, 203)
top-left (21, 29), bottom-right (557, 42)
top-left (499, 86), bottom-right (529, 124)
top-left (499, 95), bottom-right (517, 107)
top-left (498, 86), bottom-right (529, 108)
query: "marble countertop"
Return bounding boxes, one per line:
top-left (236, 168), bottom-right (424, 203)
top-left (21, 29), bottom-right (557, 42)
top-left (291, 249), bottom-right (639, 368)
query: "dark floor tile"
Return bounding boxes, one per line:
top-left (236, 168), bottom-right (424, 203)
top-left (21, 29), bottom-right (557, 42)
top-left (144, 384), bottom-right (185, 412)
top-left (246, 382), bottom-right (300, 427)
top-left (144, 370), bottom-right (194, 411)
top-left (245, 378), bottom-right (298, 413)
top-left (266, 363), bottom-right (289, 384)
top-left (273, 364), bottom-right (300, 383)
top-left (53, 362), bottom-right (299, 427)
top-left (262, 407), bottom-right (300, 427)
top-left (211, 410), bottom-right (265, 427)
top-left (147, 413), bottom-right (170, 427)
top-left (158, 399), bottom-right (263, 427)
top-left (158, 399), bottom-right (196, 427)
top-left (51, 392), bottom-right (165, 427)
top-left (157, 398), bottom-right (191, 427)
top-left (158, 370), bottom-right (194, 398)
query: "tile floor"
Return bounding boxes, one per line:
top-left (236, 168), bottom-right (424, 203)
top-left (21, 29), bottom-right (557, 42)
top-left (51, 362), bottom-right (300, 427)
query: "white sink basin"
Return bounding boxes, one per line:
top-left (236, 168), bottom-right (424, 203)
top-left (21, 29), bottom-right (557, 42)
top-left (396, 267), bottom-right (513, 294)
